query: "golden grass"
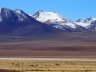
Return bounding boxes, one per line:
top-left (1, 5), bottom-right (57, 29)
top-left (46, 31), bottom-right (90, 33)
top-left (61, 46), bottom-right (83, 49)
top-left (0, 59), bottom-right (96, 72)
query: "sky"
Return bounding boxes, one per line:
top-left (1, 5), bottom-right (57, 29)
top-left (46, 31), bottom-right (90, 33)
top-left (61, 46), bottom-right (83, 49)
top-left (0, 0), bottom-right (96, 21)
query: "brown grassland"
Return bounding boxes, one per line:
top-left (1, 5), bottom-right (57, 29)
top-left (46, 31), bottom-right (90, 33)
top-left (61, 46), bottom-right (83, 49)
top-left (0, 59), bottom-right (96, 72)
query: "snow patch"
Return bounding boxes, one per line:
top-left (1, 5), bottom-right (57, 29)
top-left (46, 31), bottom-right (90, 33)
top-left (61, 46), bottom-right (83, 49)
top-left (3, 8), bottom-right (11, 17)
top-left (33, 10), bottom-right (68, 22)
top-left (0, 8), bottom-right (2, 22)
top-left (76, 17), bottom-right (96, 28)
top-left (14, 9), bottom-right (27, 21)
top-left (0, 8), bottom-right (1, 13)
top-left (0, 16), bottom-right (2, 22)
top-left (32, 10), bottom-right (77, 29)
top-left (75, 22), bottom-right (90, 28)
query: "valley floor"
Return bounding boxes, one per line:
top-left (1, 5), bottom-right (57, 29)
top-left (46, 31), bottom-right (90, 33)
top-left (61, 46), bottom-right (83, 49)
top-left (0, 41), bottom-right (96, 72)
top-left (0, 41), bottom-right (96, 58)
top-left (0, 50), bottom-right (96, 58)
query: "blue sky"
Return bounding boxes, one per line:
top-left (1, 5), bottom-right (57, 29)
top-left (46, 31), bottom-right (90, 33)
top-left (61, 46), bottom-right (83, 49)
top-left (0, 0), bottom-right (96, 21)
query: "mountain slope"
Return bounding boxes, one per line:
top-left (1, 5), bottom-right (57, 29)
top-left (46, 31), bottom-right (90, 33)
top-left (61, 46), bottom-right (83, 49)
top-left (31, 10), bottom-right (86, 31)
top-left (0, 8), bottom-right (63, 36)
top-left (0, 8), bottom-right (96, 43)
top-left (75, 17), bottom-right (96, 30)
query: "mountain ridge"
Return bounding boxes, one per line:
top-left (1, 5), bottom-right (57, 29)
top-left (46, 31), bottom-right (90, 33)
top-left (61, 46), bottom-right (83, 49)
top-left (31, 10), bottom-right (96, 31)
top-left (0, 7), bottom-right (96, 32)
top-left (0, 7), bottom-right (96, 43)
top-left (0, 8), bottom-right (63, 36)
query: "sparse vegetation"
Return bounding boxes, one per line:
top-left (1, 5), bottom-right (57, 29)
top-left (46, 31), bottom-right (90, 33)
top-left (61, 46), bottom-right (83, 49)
top-left (0, 60), bottom-right (96, 72)
top-left (0, 69), bottom-right (21, 72)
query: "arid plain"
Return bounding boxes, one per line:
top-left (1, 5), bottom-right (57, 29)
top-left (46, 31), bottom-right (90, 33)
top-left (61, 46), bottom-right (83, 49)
top-left (0, 40), bottom-right (96, 58)
top-left (0, 58), bottom-right (96, 72)
top-left (0, 40), bottom-right (96, 72)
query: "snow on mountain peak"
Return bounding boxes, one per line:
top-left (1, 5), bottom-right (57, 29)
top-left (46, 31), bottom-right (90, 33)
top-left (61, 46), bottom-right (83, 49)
top-left (75, 17), bottom-right (96, 28)
top-left (0, 8), bottom-right (2, 22)
top-left (0, 8), bottom-right (1, 13)
top-left (76, 17), bottom-right (96, 23)
top-left (14, 9), bottom-right (27, 21)
top-left (32, 10), bottom-right (77, 29)
top-left (14, 9), bottom-right (23, 14)
top-left (33, 10), bottom-right (69, 22)
top-left (1, 8), bottom-right (13, 17)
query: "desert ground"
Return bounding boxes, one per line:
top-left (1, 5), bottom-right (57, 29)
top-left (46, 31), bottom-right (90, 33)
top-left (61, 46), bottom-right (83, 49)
top-left (0, 58), bottom-right (96, 72)
top-left (0, 41), bottom-right (96, 58)
top-left (0, 41), bottom-right (96, 72)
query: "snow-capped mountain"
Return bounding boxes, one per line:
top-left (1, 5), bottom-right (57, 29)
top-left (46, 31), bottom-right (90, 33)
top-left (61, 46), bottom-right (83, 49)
top-left (14, 9), bottom-right (28, 21)
top-left (0, 7), bottom-right (96, 36)
top-left (30, 10), bottom-right (96, 31)
top-left (0, 8), bottom-right (62, 36)
top-left (75, 17), bottom-right (96, 29)
top-left (0, 7), bottom-right (96, 42)
top-left (0, 8), bottom-right (28, 22)
top-left (0, 8), bottom-right (32, 34)
top-left (31, 10), bottom-right (83, 31)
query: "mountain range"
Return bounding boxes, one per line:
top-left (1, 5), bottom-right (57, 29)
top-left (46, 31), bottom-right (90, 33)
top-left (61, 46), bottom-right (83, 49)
top-left (0, 8), bottom-right (96, 42)
top-left (30, 10), bottom-right (96, 31)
